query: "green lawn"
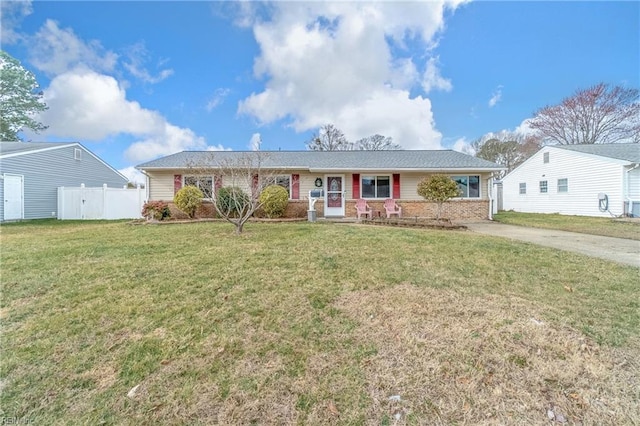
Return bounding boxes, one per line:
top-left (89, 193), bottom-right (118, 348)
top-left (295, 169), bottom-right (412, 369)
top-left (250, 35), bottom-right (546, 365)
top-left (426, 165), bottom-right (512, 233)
top-left (494, 211), bottom-right (640, 240)
top-left (1, 220), bottom-right (638, 424)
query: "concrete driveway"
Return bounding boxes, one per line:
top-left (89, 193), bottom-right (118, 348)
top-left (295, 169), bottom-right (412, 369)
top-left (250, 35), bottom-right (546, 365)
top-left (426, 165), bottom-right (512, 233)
top-left (464, 221), bottom-right (640, 268)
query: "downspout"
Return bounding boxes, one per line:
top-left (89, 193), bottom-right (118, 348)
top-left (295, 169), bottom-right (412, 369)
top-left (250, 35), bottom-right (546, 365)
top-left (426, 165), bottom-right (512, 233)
top-left (487, 176), bottom-right (494, 221)
top-left (139, 169), bottom-right (151, 203)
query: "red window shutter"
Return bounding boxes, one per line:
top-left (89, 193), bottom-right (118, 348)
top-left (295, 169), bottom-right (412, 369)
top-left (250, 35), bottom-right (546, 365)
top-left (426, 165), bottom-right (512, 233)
top-left (393, 174), bottom-right (401, 199)
top-left (174, 174), bottom-right (182, 194)
top-left (352, 174), bottom-right (360, 199)
top-left (291, 174), bottom-right (300, 199)
top-left (214, 175), bottom-right (222, 193)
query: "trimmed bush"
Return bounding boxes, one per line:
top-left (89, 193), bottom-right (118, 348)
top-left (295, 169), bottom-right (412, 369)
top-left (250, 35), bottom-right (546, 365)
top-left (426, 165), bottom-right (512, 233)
top-left (216, 186), bottom-right (250, 218)
top-left (174, 185), bottom-right (204, 218)
top-left (417, 174), bottom-right (461, 221)
top-left (141, 200), bottom-right (171, 221)
top-left (259, 185), bottom-right (289, 218)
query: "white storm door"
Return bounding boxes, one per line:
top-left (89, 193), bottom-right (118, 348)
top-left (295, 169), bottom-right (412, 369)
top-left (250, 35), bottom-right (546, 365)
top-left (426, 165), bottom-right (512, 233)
top-left (324, 175), bottom-right (345, 216)
top-left (4, 174), bottom-right (24, 220)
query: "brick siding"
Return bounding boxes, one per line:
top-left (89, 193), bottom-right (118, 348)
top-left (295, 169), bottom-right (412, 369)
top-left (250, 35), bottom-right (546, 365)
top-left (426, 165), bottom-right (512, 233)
top-left (164, 199), bottom-right (489, 221)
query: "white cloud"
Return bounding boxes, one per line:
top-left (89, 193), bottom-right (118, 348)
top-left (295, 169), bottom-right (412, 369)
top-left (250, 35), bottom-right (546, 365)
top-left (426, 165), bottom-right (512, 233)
top-left (238, 1), bottom-right (464, 149)
top-left (422, 57), bottom-right (452, 93)
top-left (125, 123), bottom-right (207, 163)
top-left (331, 89), bottom-right (442, 150)
top-left (249, 133), bottom-right (262, 151)
top-left (0, 0), bottom-right (32, 44)
top-left (28, 19), bottom-right (118, 76)
top-left (39, 70), bottom-right (163, 139)
top-left (488, 85), bottom-right (503, 108)
top-left (514, 118), bottom-right (537, 136)
top-left (122, 42), bottom-right (174, 84)
top-left (452, 137), bottom-right (474, 155)
top-left (36, 69), bottom-right (208, 162)
top-left (118, 166), bottom-right (146, 185)
top-left (206, 88), bottom-right (231, 111)
top-left (206, 144), bottom-right (233, 152)
top-left (18, 19), bottom-right (215, 163)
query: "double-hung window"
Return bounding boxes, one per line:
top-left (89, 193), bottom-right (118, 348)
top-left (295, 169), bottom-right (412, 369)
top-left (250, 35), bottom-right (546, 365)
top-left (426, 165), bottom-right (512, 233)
top-left (268, 175), bottom-right (292, 198)
top-left (451, 175), bottom-right (480, 198)
top-left (519, 182), bottom-right (526, 195)
top-left (184, 176), bottom-right (213, 199)
top-left (557, 178), bottom-right (568, 193)
top-left (539, 180), bottom-right (548, 194)
top-left (361, 175), bottom-right (390, 199)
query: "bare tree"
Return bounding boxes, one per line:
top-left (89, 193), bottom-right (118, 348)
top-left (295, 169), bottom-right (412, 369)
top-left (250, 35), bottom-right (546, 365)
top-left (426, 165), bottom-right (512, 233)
top-left (354, 134), bottom-right (401, 150)
top-left (187, 152), bottom-right (282, 234)
top-left (306, 124), bottom-right (398, 151)
top-left (471, 132), bottom-right (542, 178)
top-left (306, 124), bottom-right (352, 151)
top-left (529, 83), bottom-right (640, 145)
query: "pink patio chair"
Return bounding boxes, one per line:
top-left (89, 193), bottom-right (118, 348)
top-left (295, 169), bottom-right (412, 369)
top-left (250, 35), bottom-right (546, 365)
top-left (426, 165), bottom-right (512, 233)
top-left (384, 198), bottom-right (402, 218)
top-left (355, 198), bottom-right (372, 219)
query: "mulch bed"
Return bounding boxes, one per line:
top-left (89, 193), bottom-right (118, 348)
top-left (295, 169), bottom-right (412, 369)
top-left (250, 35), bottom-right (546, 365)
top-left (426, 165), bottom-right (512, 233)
top-left (362, 217), bottom-right (467, 230)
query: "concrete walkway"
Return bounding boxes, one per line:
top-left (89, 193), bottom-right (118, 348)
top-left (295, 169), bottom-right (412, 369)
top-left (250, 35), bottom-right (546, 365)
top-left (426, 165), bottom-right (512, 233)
top-left (464, 221), bottom-right (640, 268)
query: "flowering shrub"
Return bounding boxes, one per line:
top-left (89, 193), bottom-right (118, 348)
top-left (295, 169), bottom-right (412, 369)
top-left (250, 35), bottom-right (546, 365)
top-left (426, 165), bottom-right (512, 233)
top-left (142, 201), bottom-right (171, 221)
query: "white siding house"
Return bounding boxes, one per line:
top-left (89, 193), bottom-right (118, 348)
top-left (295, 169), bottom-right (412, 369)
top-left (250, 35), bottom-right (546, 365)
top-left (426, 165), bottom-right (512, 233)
top-left (502, 144), bottom-right (640, 217)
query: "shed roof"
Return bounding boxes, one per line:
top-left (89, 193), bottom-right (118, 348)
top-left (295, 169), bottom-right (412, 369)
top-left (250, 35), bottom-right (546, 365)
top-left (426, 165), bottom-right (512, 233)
top-left (554, 143), bottom-right (640, 163)
top-left (136, 150), bottom-right (504, 172)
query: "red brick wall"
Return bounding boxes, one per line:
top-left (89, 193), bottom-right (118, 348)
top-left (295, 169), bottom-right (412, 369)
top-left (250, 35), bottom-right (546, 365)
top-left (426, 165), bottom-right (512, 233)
top-left (344, 199), bottom-right (489, 220)
top-left (164, 199), bottom-right (489, 220)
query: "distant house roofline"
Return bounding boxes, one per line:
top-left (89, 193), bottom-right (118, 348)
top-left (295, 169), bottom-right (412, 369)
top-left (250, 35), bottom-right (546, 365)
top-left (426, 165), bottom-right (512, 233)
top-left (136, 149), bottom-right (505, 172)
top-left (0, 141), bottom-right (128, 183)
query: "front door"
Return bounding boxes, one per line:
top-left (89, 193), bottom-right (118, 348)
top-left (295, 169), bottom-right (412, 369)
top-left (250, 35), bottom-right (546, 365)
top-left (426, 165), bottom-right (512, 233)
top-left (3, 174), bottom-right (24, 221)
top-left (324, 175), bottom-right (345, 217)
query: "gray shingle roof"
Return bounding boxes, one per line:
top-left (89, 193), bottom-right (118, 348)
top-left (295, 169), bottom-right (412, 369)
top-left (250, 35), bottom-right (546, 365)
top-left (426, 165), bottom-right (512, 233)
top-left (0, 142), bottom-right (76, 157)
top-left (554, 143), bottom-right (640, 163)
top-left (136, 150), bottom-right (504, 171)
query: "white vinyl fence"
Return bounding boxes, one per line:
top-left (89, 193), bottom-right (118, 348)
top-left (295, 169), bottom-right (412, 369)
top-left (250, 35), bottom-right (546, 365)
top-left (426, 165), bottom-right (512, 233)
top-left (57, 184), bottom-right (146, 220)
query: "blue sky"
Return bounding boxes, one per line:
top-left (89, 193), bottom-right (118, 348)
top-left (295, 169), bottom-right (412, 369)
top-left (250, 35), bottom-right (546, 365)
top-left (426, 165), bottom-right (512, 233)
top-left (1, 0), bottom-right (638, 182)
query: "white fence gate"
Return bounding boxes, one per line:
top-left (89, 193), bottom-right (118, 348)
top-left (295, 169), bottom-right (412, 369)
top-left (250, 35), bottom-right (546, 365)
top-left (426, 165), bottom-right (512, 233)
top-left (57, 184), bottom-right (146, 220)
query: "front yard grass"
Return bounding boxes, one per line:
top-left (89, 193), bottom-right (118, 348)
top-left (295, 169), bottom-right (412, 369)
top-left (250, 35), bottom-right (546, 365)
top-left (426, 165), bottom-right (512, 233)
top-left (494, 211), bottom-right (640, 240)
top-left (1, 220), bottom-right (638, 424)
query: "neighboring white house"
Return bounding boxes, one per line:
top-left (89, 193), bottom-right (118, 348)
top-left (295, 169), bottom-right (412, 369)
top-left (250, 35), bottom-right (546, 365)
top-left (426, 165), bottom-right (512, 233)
top-left (502, 144), bottom-right (640, 217)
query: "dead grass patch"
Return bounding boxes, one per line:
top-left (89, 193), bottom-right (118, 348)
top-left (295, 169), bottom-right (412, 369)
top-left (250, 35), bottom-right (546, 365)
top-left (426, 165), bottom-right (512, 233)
top-left (2, 221), bottom-right (637, 424)
top-left (335, 283), bottom-right (639, 425)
